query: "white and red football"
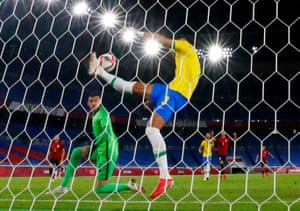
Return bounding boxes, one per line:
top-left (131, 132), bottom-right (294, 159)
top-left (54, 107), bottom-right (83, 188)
top-left (98, 53), bottom-right (117, 72)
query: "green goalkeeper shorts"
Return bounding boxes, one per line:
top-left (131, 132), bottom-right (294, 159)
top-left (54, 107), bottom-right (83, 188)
top-left (90, 140), bottom-right (119, 180)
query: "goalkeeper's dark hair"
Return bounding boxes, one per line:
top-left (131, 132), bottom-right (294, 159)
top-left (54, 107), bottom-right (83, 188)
top-left (88, 91), bottom-right (101, 97)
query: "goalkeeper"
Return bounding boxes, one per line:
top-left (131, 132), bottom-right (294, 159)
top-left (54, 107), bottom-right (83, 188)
top-left (89, 28), bottom-right (201, 198)
top-left (48, 93), bottom-right (144, 195)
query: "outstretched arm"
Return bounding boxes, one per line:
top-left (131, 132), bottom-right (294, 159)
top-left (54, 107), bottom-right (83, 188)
top-left (255, 153), bottom-right (259, 163)
top-left (60, 148), bottom-right (66, 164)
top-left (123, 27), bottom-right (173, 49)
top-left (199, 143), bottom-right (203, 154)
top-left (143, 32), bottom-right (173, 49)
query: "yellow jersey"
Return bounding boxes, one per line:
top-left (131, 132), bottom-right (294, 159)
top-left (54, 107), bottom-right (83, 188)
top-left (199, 139), bottom-right (214, 157)
top-left (169, 39), bottom-right (201, 100)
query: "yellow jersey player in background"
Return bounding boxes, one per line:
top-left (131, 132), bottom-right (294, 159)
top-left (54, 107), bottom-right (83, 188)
top-left (199, 132), bottom-right (215, 181)
top-left (89, 27), bottom-right (201, 198)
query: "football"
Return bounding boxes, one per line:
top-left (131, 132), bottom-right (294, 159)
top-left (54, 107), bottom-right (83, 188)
top-left (98, 53), bottom-right (117, 72)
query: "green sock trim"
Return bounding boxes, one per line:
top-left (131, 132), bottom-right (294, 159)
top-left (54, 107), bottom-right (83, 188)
top-left (61, 147), bottom-right (82, 187)
top-left (110, 77), bottom-right (117, 87)
top-left (96, 183), bottom-right (129, 194)
top-left (154, 151), bottom-right (167, 159)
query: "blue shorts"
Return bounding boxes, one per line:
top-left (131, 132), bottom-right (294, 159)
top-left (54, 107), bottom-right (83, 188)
top-left (149, 83), bottom-right (188, 123)
top-left (202, 156), bottom-right (212, 164)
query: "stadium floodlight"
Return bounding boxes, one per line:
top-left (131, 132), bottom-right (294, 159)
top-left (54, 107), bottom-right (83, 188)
top-left (72, 1), bottom-right (89, 16)
top-left (208, 45), bottom-right (223, 63)
top-left (252, 46), bottom-right (258, 53)
top-left (199, 45), bottom-right (233, 62)
top-left (196, 49), bottom-right (206, 58)
top-left (121, 29), bottom-right (136, 43)
top-left (144, 39), bottom-right (161, 56)
top-left (100, 11), bottom-right (118, 29)
top-left (223, 48), bottom-right (233, 57)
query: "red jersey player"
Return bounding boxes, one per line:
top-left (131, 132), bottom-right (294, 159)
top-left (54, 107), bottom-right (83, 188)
top-left (255, 145), bottom-right (274, 177)
top-left (49, 134), bottom-right (66, 180)
top-left (215, 131), bottom-right (231, 180)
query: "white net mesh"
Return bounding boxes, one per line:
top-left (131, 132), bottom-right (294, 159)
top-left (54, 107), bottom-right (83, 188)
top-left (0, 0), bottom-right (299, 210)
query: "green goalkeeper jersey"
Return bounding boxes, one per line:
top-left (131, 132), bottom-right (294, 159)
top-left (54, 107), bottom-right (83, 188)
top-left (92, 106), bottom-right (117, 147)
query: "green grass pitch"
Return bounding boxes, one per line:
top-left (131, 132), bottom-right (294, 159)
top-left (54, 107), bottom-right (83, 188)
top-left (0, 173), bottom-right (300, 211)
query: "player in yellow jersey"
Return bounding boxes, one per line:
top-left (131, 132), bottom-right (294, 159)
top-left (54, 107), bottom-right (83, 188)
top-left (199, 132), bottom-right (215, 181)
top-left (89, 27), bottom-right (201, 198)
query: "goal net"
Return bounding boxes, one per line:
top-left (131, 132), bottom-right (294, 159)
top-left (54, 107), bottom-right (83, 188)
top-left (0, 0), bottom-right (299, 210)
